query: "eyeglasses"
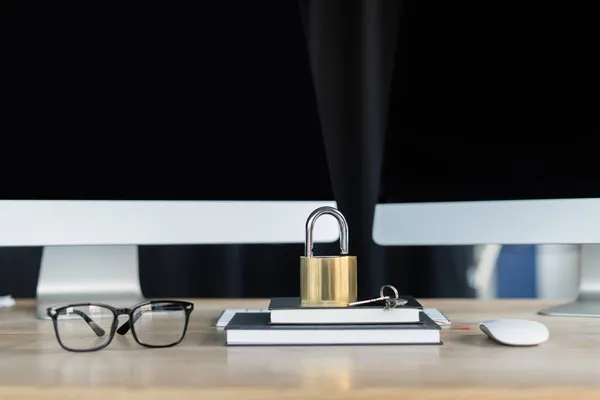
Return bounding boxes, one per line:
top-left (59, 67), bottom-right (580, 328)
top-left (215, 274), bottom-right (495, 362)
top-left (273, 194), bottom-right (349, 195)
top-left (46, 300), bottom-right (194, 352)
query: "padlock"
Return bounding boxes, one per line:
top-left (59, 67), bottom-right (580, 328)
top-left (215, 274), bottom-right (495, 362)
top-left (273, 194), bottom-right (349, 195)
top-left (300, 206), bottom-right (357, 307)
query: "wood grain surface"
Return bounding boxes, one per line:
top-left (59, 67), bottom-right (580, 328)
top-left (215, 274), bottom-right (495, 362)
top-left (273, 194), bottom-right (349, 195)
top-left (1, 298), bottom-right (600, 399)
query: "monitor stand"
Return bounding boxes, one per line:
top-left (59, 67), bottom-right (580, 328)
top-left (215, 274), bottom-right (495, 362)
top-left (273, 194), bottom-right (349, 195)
top-left (36, 245), bottom-right (146, 319)
top-left (539, 244), bottom-right (600, 317)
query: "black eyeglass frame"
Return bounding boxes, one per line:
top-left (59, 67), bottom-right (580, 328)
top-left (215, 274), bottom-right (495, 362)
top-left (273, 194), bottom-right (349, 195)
top-left (46, 300), bottom-right (194, 352)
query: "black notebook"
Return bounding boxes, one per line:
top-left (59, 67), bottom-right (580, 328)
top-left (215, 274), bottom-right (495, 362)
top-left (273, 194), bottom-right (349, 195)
top-left (224, 311), bottom-right (441, 346)
top-left (269, 296), bottom-right (422, 324)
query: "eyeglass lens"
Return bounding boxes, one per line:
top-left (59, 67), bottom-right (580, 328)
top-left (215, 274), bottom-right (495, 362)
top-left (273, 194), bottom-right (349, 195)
top-left (132, 302), bottom-right (187, 346)
top-left (55, 305), bottom-right (115, 351)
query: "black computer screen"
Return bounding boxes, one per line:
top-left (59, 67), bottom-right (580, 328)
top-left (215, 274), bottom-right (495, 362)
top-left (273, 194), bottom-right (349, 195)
top-left (380, 3), bottom-right (599, 203)
top-left (1, 2), bottom-right (332, 201)
top-left (3, 2), bottom-right (597, 203)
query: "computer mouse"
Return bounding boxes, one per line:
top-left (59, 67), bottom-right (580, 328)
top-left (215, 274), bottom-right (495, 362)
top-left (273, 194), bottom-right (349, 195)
top-left (479, 319), bottom-right (549, 346)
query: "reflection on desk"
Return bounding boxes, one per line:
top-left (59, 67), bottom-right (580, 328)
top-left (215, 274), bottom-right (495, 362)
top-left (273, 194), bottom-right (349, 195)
top-left (1, 299), bottom-right (600, 400)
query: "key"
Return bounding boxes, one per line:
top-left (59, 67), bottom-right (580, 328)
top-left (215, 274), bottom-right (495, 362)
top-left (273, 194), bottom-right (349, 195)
top-left (348, 296), bottom-right (390, 307)
top-left (384, 297), bottom-right (408, 310)
top-left (348, 284), bottom-right (408, 309)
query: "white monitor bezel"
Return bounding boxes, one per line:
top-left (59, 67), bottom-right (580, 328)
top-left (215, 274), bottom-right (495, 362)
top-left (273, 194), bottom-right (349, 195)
top-left (373, 198), bottom-right (600, 245)
top-left (0, 200), bottom-right (339, 246)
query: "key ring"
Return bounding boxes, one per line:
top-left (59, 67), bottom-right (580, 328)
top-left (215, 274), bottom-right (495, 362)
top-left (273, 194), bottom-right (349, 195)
top-left (380, 285), bottom-right (407, 310)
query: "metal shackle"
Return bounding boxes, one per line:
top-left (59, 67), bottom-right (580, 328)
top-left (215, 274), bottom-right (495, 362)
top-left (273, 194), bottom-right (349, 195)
top-left (304, 206), bottom-right (349, 257)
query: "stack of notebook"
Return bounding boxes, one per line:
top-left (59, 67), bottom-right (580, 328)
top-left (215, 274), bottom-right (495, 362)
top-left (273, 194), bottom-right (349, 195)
top-left (224, 296), bottom-right (442, 346)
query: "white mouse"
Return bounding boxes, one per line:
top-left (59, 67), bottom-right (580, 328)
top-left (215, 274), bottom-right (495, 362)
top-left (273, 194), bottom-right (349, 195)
top-left (479, 319), bottom-right (549, 346)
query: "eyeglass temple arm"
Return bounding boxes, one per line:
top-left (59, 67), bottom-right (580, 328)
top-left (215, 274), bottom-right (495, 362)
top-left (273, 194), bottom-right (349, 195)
top-left (116, 304), bottom-right (187, 336)
top-left (70, 310), bottom-right (106, 337)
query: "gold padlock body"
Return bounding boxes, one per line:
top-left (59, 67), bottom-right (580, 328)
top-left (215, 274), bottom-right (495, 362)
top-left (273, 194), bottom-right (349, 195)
top-left (300, 255), bottom-right (357, 307)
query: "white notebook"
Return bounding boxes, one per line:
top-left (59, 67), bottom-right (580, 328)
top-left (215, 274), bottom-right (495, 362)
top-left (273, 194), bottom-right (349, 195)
top-left (216, 307), bottom-right (451, 328)
top-left (268, 296), bottom-right (422, 324)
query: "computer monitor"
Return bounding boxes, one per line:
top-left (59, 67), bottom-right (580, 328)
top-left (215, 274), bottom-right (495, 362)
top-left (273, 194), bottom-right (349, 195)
top-left (373, 134), bottom-right (600, 317)
top-left (1, 1), bottom-right (339, 318)
top-left (370, 0), bottom-right (599, 316)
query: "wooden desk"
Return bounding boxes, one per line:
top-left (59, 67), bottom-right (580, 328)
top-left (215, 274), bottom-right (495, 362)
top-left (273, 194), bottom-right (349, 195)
top-left (1, 299), bottom-right (600, 400)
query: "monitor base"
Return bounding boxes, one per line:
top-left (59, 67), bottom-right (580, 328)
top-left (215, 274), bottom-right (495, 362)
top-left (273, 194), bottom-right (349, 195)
top-left (36, 245), bottom-right (146, 319)
top-left (538, 300), bottom-right (600, 317)
top-left (538, 244), bottom-right (600, 318)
